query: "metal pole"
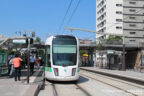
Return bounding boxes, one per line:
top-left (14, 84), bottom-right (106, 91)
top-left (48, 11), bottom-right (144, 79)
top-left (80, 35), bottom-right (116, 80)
top-left (141, 49), bottom-right (143, 66)
top-left (27, 38), bottom-right (30, 84)
top-left (42, 49), bottom-right (46, 89)
top-left (122, 36), bottom-right (126, 71)
top-left (43, 59), bottom-right (45, 89)
top-left (70, 30), bottom-right (72, 36)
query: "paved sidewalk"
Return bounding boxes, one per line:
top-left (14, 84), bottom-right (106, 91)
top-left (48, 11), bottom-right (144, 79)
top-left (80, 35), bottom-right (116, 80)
top-left (80, 67), bottom-right (144, 84)
top-left (0, 67), bottom-right (43, 96)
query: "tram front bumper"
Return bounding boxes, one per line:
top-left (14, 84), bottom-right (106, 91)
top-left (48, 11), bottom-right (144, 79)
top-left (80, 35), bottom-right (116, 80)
top-left (47, 75), bottom-right (79, 81)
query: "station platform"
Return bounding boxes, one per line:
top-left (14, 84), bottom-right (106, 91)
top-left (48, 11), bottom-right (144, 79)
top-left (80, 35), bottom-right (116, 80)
top-left (80, 67), bottom-right (144, 84)
top-left (0, 67), bottom-right (44, 96)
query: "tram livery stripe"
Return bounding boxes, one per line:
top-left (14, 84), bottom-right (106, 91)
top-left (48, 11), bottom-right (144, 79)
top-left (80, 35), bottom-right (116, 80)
top-left (45, 67), bottom-right (52, 72)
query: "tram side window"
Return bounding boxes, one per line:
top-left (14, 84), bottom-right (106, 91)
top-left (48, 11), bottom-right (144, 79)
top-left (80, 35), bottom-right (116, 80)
top-left (46, 46), bottom-right (51, 67)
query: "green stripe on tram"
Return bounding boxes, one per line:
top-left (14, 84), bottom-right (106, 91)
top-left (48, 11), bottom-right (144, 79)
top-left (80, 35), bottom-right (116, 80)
top-left (45, 67), bottom-right (52, 72)
top-left (77, 68), bottom-right (79, 72)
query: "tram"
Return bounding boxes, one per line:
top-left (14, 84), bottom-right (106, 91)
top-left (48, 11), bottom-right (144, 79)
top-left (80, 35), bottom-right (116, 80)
top-left (45, 35), bottom-right (80, 81)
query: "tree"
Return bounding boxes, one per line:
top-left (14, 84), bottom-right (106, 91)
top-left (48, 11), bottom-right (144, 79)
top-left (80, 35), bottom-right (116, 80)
top-left (103, 35), bottom-right (122, 44)
top-left (96, 43), bottom-right (105, 50)
top-left (80, 50), bottom-right (88, 56)
top-left (34, 37), bottom-right (41, 42)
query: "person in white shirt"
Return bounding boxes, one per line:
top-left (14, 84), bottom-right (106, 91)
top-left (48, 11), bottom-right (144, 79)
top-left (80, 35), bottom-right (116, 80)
top-left (9, 56), bottom-right (14, 78)
top-left (30, 54), bottom-right (36, 75)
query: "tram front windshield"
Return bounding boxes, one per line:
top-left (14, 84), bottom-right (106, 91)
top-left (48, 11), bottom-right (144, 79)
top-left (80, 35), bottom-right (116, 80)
top-left (52, 37), bottom-right (77, 66)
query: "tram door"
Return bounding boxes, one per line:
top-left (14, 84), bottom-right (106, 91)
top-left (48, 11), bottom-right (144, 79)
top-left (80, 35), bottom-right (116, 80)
top-left (0, 51), bottom-right (8, 75)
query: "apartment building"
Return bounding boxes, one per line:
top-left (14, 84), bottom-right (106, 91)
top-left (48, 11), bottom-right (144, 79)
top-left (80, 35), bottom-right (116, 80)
top-left (123, 0), bottom-right (144, 45)
top-left (96, 0), bottom-right (123, 43)
top-left (96, 0), bottom-right (144, 68)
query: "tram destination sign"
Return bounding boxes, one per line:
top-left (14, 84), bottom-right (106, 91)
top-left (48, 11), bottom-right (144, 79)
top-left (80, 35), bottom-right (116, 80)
top-left (12, 39), bottom-right (26, 44)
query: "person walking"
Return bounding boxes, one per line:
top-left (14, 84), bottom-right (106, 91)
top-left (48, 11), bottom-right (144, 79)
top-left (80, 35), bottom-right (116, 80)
top-left (30, 54), bottom-right (35, 75)
top-left (13, 54), bottom-right (22, 81)
top-left (9, 56), bottom-right (15, 78)
top-left (35, 56), bottom-right (40, 70)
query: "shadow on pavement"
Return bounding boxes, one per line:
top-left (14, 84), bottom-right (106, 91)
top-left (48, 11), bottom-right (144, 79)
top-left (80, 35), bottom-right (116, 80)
top-left (46, 76), bottom-right (89, 85)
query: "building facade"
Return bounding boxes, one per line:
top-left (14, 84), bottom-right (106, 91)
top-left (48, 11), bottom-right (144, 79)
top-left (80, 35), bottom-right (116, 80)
top-left (96, 0), bottom-right (144, 68)
top-left (96, 0), bottom-right (144, 45)
top-left (123, 0), bottom-right (144, 46)
top-left (96, 0), bottom-right (123, 43)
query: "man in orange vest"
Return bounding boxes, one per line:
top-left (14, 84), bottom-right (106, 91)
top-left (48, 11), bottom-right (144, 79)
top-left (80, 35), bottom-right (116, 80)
top-left (13, 54), bottom-right (22, 81)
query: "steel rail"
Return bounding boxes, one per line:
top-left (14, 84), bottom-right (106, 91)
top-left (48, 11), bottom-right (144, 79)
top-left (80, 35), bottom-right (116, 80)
top-left (81, 70), bottom-right (144, 89)
top-left (80, 72), bottom-right (139, 96)
top-left (51, 83), bottom-right (58, 96)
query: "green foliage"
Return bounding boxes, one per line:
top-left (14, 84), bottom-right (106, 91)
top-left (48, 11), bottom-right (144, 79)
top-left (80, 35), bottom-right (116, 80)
top-left (80, 50), bottom-right (88, 56)
top-left (96, 43), bottom-right (104, 50)
top-left (103, 35), bottom-right (122, 44)
top-left (34, 36), bottom-right (41, 42)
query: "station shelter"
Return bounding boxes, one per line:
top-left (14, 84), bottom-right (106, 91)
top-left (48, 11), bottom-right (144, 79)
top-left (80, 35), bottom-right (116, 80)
top-left (0, 51), bottom-right (8, 75)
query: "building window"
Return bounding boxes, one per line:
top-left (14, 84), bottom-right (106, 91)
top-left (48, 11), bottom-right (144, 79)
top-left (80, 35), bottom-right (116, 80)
top-left (129, 24), bottom-right (136, 27)
top-left (116, 19), bottom-right (122, 22)
top-left (129, 2), bottom-right (136, 5)
top-left (116, 11), bottom-right (122, 14)
top-left (129, 9), bottom-right (136, 12)
top-left (116, 26), bottom-right (122, 29)
top-left (130, 40), bottom-right (136, 42)
top-left (129, 16), bottom-right (136, 20)
top-left (130, 32), bottom-right (136, 34)
top-left (116, 4), bottom-right (122, 7)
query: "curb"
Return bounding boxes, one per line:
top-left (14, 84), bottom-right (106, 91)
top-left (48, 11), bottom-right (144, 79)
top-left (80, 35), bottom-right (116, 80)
top-left (80, 67), bottom-right (144, 85)
top-left (24, 84), bottom-right (40, 96)
top-left (24, 68), bottom-right (44, 96)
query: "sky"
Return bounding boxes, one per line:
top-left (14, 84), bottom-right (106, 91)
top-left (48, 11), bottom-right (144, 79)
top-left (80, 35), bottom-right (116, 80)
top-left (0, 0), bottom-right (96, 41)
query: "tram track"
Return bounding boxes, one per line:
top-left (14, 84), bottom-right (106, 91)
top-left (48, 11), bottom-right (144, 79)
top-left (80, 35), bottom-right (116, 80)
top-left (81, 70), bottom-right (144, 90)
top-left (80, 70), bottom-right (144, 96)
top-left (50, 81), bottom-right (92, 96)
top-left (74, 82), bottom-right (92, 96)
top-left (51, 83), bottom-right (58, 96)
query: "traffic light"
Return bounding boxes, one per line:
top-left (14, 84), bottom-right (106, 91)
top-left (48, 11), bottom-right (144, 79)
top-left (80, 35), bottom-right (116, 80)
top-left (32, 32), bottom-right (35, 37)
top-left (26, 38), bottom-right (33, 44)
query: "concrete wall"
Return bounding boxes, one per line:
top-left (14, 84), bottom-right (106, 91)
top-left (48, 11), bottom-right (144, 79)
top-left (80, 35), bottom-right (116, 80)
top-left (123, 0), bottom-right (144, 8)
top-left (123, 0), bottom-right (144, 45)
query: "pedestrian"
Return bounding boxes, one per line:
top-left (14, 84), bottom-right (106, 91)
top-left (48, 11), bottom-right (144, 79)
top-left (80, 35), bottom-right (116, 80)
top-left (9, 56), bottom-right (15, 78)
top-left (13, 54), bottom-right (22, 81)
top-left (35, 56), bottom-right (40, 70)
top-left (30, 54), bottom-right (36, 75)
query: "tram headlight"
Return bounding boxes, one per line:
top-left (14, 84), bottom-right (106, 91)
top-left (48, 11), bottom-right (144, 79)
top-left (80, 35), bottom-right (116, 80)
top-left (72, 68), bottom-right (76, 76)
top-left (54, 68), bottom-right (59, 76)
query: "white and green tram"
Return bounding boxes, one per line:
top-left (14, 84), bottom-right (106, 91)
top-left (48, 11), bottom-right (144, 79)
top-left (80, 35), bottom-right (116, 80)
top-left (45, 35), bottom-right (80, 81)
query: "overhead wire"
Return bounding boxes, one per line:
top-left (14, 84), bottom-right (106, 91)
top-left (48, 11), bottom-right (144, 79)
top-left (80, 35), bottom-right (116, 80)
top-left (58, 0), bottom-right (74, 33)
top-left (61, 1), bottom-right (143, 40)
top-left (80, 8), bottom-right (144, 41)
top-left (62, 0), bottom-right (81, 35)
top-left (71, 4), bottom-right (143, 41)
